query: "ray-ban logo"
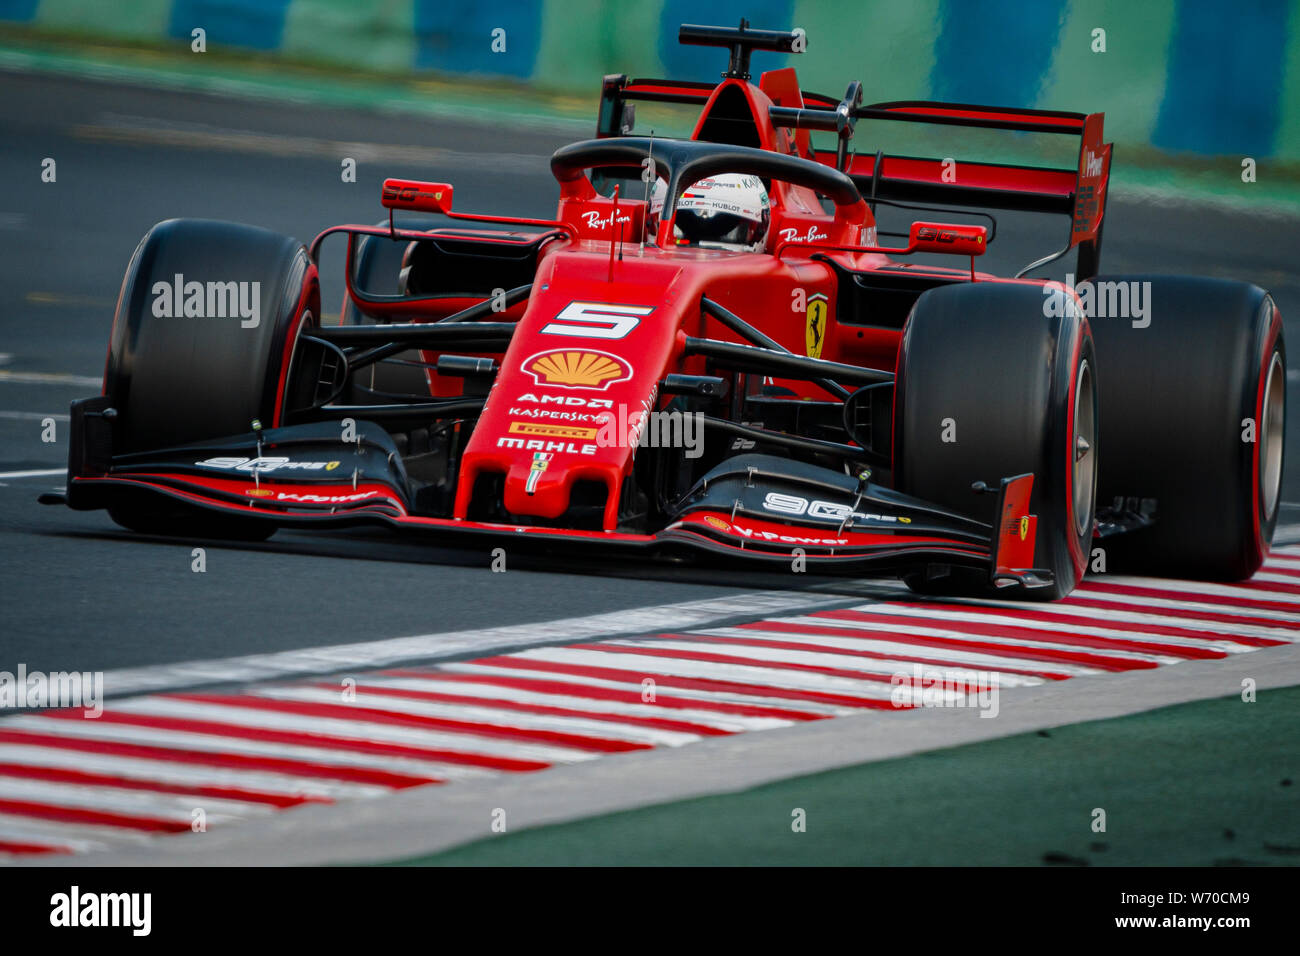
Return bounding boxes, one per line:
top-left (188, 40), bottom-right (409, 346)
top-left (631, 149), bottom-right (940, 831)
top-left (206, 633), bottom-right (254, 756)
top-left (151, 273), bottom-right (261, 328)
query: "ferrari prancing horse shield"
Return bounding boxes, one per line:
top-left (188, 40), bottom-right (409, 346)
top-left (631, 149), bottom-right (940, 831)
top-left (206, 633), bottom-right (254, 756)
top-left (805, 293), bottom-right (829, 359)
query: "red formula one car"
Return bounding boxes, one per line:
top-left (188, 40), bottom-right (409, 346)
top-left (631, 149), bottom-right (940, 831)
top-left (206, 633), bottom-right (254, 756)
top-left (52, 21), bottom-right (1287, 600)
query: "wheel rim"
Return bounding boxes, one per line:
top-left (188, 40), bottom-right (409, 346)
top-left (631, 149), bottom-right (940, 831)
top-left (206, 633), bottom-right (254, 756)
top-left (1073, 359), bottom-right (1097, 538)
top-left (1261, 350), bottom-right (1285, 521)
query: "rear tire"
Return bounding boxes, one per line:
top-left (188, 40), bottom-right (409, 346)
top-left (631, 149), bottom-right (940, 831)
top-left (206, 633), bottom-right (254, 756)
top-left (103, 218), bottom-right (320, 540)
top-left (893, 282), bottom-right (1097, 600)
top-left (1088, 275), bottom-right (1285, 579)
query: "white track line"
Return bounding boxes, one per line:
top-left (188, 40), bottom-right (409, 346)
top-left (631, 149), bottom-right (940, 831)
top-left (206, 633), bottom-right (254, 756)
top-left (75, 117), bottom-right (549, 174)
top-left (0, 411), bottom-right (69, 422)
top-left (98, 591), bottom-right (852, 696)
top-left (0, 371), bottom-right (99, 387)
top-left (0, 467), bottom-right (66, 480)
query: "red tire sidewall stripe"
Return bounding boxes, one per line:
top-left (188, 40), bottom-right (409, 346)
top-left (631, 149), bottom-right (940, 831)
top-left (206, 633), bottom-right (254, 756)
top-left (1063, 313), bottom-right (1089, 582)
top-left (1251, 300), bottom-right (1283, 565)
top-left (272, 260), bottom-right (318, 428)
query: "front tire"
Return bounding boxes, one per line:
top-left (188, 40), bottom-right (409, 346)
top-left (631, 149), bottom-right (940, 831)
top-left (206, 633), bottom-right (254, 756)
top-left (893, 282), bottom-right (1097, 600)
top-left (103, 218), bottom-right (319, 539)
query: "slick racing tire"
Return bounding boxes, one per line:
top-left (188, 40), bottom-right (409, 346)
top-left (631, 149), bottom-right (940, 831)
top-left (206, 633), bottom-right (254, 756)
top-left (894, 281), bottom-right (1097, 600)
top-left (103, 218), bottom-right (320, 540)
top-left (1087, 276), bottom-right (1285, 580)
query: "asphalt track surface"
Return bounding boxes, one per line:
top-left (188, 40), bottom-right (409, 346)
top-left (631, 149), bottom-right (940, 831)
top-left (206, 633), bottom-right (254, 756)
top-left (0, 69), bottom-right (1298, 862)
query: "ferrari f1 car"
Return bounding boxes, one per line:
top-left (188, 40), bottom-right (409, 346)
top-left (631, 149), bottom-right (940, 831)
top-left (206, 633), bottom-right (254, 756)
top-left (52, 20), bottom-right (1287, 600)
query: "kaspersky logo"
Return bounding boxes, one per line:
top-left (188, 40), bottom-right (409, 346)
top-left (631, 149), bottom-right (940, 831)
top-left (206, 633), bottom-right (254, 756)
top-left (522, 349), bottom-right (632, 390)
top-left (526, 452), bottom-right (553, 495)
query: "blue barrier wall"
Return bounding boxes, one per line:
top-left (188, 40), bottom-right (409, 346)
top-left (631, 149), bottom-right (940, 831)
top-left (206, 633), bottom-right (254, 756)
top-left (4, 0), bottom-right (1299, 160)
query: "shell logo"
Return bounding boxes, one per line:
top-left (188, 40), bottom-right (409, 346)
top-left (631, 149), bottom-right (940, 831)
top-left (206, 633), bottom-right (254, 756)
top-left (703, 516), bottom-right (731, 532)
top-left (522, 349), bottom-right (632, 390)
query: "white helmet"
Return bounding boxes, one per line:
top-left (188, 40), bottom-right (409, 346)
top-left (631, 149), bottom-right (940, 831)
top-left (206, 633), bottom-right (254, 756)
top-left (649, 173), bottom-right (770, 252)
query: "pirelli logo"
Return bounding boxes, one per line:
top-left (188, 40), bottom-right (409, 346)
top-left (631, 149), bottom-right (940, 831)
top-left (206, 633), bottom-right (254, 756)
top-left (508, 421), bottom-right (599, 440)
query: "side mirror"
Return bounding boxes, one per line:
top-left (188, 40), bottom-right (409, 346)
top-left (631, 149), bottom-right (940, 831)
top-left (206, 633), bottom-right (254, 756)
top-left (909, 221), bottom-right (987, 257)
top-left (381, 178), bottom-right (453, 214)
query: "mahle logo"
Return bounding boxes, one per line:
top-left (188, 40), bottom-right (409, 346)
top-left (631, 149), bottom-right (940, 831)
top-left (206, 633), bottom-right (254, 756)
top-left (152, 273), bottom-right (261, 328)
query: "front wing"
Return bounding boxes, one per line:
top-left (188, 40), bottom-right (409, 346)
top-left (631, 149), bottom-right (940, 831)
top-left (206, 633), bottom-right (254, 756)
top-left (59, 402), bottom-right (1051, 588)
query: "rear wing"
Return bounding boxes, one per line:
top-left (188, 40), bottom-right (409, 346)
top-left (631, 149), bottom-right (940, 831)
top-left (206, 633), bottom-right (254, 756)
top-left (596, 76), bottom-right (1112, 279)
top-left (818, 101), bottom-right (1112, 279)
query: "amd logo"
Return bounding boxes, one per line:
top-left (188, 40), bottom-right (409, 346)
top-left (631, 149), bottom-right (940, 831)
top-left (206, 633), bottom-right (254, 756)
top-left (515, 393), bottom-right (613, 408)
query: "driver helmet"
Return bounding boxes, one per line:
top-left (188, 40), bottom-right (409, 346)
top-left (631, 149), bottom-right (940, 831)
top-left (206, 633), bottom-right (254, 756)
top-left (648, 173), bottom-right (770, 252)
